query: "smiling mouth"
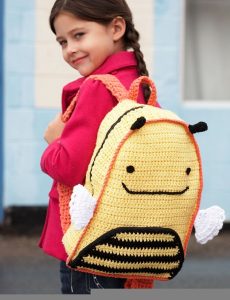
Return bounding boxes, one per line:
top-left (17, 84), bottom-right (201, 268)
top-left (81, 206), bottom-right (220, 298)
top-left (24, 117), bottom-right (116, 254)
top-left (122, 182), bottom-right (189, 195)
top-left (72, 56), bottom-right (87, 65)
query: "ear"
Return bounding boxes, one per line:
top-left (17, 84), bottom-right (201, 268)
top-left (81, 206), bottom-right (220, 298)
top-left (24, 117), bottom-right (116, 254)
top-left (111, 16), bottom-right (126, 42)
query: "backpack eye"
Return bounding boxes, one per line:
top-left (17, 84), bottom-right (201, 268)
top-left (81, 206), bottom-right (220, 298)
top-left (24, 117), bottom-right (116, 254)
top-left (127, 166), bottom-right (135, 173)
top-left (186, 168), bottom-right (191, 175)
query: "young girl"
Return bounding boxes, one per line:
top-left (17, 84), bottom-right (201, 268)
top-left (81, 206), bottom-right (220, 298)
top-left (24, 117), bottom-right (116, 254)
top-left (39, 0), bottom-right (158, 294)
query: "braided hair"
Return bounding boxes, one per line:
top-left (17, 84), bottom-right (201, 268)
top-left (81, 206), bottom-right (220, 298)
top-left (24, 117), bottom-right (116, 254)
top-left (50, 0), bottom-right (150, 101)
top-left (124, 21), bottom-right (150, 100)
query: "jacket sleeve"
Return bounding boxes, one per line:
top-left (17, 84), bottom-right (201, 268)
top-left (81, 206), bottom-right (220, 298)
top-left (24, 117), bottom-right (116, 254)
top-left (40, 79), bottom-right (117, 187)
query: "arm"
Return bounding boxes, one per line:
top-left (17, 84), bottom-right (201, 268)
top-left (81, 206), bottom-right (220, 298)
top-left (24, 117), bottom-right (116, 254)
top-left (40, 79), bottom-right (117, 187)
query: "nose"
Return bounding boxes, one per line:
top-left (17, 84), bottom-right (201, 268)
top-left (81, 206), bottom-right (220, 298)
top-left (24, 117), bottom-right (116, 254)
top-left (66, 41), bottom-right (78, 55)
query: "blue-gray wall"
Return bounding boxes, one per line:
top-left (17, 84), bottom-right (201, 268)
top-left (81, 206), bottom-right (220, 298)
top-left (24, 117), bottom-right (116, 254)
top-left (154, 0), bottom-right (230, 219)
top-left (0, 0), bottom-right (4, 222)
top-left (3, 0), bottom-right (54, 209)
top-left (1, 0), bottom-right (229, 221)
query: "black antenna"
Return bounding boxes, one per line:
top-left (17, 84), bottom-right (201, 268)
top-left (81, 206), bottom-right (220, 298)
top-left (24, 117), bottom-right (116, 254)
top-left (188, 122), bottom-right (208, 134)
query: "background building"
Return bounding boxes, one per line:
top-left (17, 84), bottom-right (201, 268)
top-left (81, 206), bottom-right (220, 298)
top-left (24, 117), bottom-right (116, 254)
top-left (0, 0), bottom-right (229, 223)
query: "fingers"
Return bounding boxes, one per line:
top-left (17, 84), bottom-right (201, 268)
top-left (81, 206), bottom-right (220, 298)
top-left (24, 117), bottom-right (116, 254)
top-left (44, 113), bottom-right (65, 144)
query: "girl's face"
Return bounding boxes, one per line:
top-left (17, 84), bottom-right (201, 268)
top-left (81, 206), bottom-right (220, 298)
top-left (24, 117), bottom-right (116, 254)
top-left (54, 12), bottom-right (125, 76)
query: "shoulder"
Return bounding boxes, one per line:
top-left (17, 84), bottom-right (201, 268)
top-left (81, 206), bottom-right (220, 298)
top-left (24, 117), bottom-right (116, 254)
top-left (77, 77), bottom-right (118, 104)
top-left (72, 77), bottom-right (120, 118)
top-left (67, 77), bottom-right (119, 127)
top-left (62, 76), bottom-right (85, 98)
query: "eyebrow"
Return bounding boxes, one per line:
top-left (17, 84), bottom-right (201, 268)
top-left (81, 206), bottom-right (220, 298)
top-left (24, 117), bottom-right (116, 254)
top-left (56, 27), bottom-right (85, 41)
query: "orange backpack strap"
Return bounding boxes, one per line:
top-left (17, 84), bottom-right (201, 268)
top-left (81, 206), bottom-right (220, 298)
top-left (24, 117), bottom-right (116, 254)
top-left (128, 76), bottom-right (157, 106)
top-left (58, 75), bottom-right (128, 233)
top-left (61, 92), bottom-right (79, 123)
top-left (87, 74), bottom-right (128, 102)
top-left (58, 183), bottom-right (73, 234)
top-left (61, 74), bottom-right (128, 123)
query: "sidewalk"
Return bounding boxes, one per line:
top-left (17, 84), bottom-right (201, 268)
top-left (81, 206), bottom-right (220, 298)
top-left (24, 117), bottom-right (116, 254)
top-left (0, 230), bottom-right (230, 294)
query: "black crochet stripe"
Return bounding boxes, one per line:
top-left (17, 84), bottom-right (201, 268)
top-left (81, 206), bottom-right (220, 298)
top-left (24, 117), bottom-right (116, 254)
top-left (72, 227), bottom-right (182, 261)
top-left (99, 238), bottom-right (177, 249)
top-left (89, 249), bottom-right (181, 263)
top-left (72, 261), bottom-right (180, 277)
top-left (69, 227), bottom-right (184, 279)
top-left (89, 106), bottom-right (144, 183)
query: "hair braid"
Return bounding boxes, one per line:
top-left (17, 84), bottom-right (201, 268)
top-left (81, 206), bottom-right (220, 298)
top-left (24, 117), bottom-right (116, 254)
top-left (125, 22), bottom-right (151, 102)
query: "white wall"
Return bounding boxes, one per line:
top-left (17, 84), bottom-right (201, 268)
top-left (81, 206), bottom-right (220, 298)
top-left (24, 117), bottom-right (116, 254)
top-left (35, 0), bottom-right (77, 109)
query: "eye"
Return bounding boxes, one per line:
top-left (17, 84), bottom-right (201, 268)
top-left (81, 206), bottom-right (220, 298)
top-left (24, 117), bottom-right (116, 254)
top-left (186, 168), bottom-right (191, 175)
top-left (126, 166), bottom-right (135, 173)
top-left (58, 40), bottom-right (67, 47)
top-left (74, 32), bottom-right (85, 40)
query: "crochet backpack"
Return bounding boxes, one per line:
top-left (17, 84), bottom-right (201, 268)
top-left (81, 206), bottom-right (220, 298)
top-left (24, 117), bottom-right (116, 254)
top-left (58, 74), bottom-right (209, 283)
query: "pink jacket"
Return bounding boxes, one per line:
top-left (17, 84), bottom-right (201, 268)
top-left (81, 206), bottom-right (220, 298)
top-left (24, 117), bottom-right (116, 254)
top-left (39, 51), bottom-right (159, 261)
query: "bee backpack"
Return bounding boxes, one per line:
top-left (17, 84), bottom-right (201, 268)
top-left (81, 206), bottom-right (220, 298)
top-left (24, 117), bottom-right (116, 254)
top-left (58, 74), bottom-right (224, 285)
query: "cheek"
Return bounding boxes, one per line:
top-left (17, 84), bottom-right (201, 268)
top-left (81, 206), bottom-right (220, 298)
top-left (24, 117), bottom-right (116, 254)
top-left (62, 50), bottom-right (69, 63)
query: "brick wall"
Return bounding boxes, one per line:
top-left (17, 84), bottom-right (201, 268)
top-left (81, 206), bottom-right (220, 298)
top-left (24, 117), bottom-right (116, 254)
top-left (35, 0), bottom-right (77, 108)
top-left (3, 0), bottom-right (229, 221)
top-left (4, 0), bottom-right (51, 206)
top-left (3, 0), bottom-right (155, 207)
top-left (154, 0), bottom-right (230, 220)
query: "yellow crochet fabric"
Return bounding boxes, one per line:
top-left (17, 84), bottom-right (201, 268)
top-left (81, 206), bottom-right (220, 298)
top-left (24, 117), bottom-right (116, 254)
top-left (62, 76), bottom-right (204, 281)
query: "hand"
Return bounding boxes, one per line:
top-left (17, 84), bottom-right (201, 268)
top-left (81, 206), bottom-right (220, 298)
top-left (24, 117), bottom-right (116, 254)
top-left (44, 113), bottom-right (65, 144)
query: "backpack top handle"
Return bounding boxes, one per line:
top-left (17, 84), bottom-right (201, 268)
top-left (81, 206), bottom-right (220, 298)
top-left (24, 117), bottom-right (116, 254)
top-left (62, 74), bottom-right (157, 124)
top-left (128, 76), bottom-right (157, 106)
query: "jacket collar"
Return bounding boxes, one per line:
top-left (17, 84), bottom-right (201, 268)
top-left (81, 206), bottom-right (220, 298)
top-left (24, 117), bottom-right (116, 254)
top-left (91, 50), bottom-right (137, 75)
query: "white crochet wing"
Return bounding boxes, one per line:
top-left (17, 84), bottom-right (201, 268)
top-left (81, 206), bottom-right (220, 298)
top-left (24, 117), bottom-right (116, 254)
top-left (194, 205), bottom-right (225, 244)
top-left (69, 184), bottom-right (97, 230)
